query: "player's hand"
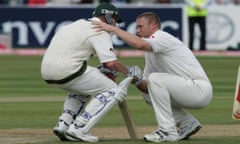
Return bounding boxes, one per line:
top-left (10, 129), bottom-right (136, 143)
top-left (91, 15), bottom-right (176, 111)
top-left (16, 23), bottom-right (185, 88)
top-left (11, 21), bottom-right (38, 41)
top-left (91, 21), bottom-right (115, 33)
top-left (128, 65), bottom-right (142, 86)
top-left (98, 64), bottom-right (118, 81)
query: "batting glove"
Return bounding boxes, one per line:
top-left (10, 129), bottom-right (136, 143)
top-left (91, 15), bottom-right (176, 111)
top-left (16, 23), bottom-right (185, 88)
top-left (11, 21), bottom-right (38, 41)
top-left (98, 64), bottom-right (118, 81)
top-left (128, 65), bottom-right (142, 86)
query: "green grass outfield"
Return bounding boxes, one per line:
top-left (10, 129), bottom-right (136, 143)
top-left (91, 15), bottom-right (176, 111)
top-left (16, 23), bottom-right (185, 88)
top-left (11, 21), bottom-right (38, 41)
top-left (0, 55), bottom-right (240, 144)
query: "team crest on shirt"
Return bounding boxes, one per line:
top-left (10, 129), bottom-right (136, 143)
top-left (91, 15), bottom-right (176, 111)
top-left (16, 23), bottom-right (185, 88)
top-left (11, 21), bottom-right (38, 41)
top-left (109, 48), bottom-right (114, 52)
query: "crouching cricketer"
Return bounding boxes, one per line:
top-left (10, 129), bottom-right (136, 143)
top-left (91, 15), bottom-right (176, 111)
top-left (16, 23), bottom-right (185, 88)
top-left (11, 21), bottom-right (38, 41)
top-left (92, 12), bottom-right (213, 142)
top-left (41, 3), bottom-right (141, 142)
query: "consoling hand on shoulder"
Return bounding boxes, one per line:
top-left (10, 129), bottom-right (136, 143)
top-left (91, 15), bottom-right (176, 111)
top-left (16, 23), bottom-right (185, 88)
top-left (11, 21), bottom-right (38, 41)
top-left (91, 20), bottom-right (116, 33)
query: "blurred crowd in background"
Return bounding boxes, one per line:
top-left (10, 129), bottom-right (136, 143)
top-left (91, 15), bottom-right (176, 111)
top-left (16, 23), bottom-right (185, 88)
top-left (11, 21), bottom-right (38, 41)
top-left (0, 0), bottom-right (239, 6)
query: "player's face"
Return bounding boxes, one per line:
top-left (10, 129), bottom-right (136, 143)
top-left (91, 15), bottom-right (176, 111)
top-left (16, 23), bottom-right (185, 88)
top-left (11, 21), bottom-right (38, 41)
top-left (136, 17), bottom-right (152, 38)
top-left (111, 18), bottom-right (117, 26)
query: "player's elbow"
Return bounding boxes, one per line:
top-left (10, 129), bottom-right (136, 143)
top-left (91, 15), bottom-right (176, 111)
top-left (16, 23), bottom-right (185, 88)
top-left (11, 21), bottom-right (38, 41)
top-left (103, 61), bottom-right (118, 69)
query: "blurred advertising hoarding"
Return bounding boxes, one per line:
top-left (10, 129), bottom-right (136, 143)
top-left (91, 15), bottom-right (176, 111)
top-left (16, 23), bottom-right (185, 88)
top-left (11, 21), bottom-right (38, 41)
top-left (0, 5), bottom-right (239, 51)
top-left (183, 5), bottom-right (240, 51)
top-left (0, 5), bottom-right (183, 49)
top-left (207, 6), bottom-right (240, 51)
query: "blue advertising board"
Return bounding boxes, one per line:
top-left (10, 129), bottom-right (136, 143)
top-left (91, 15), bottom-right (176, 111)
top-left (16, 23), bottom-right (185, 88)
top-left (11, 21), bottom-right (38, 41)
top-left (0, 6), bottom-right (183, 48)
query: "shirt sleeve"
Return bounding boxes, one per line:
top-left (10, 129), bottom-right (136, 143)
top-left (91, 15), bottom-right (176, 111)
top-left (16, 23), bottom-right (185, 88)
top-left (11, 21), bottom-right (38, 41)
top-left (143, 31), bottom-right (168, 53)
top-left (143, 31), bottom-right (183, 54)
top-left (88, 32), bottom-right (117, 63)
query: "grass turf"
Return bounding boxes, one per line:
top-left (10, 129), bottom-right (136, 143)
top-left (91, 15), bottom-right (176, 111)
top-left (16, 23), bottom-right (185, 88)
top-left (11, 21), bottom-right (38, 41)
top-left (0, 55), bottom-right (239, 97)
top-left (0, 55), bottom-right (240, 144)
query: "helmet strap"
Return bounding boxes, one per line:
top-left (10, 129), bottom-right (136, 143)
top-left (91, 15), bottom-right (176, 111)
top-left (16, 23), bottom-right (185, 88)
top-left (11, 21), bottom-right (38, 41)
top-left (105, 14), bottom-right (114, 25)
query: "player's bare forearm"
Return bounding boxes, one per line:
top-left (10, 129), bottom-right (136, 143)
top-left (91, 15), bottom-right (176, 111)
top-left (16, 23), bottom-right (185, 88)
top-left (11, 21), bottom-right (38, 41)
top-left (92, 21), bottom-right (152, 51)
top-left (136, 80), bottom-right (148, 94)
top-left (112, 26), bottom-right (152, 51)
top-left (104, 60), bottom-right (128, 76)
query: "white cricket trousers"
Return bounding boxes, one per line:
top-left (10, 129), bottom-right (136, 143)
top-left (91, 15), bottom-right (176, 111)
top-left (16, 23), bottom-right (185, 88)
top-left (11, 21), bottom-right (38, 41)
top-left (54, 66), bottom-right (117, 96)
top-left (147, 73), bottom-right (212, 133)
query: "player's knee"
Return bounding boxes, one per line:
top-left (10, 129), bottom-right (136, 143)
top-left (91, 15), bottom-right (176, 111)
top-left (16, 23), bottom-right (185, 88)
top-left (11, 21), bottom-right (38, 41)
top-left (148, 73), bottom-right (163, 83)
top-left (148, 73), bottom-right (170, 83)
top-left (148, 73), bottom-right (168, 90)
top-left (148, 73), bottom-right (160, 88)
top-left (148, 73), bottom-right (157, 80)
top-left (96, 91), bottom-right (115, 103)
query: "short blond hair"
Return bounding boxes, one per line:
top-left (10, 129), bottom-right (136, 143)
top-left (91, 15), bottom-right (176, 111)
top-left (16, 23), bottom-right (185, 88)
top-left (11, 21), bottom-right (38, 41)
top-left (136, 12), bottom-right (161, 29)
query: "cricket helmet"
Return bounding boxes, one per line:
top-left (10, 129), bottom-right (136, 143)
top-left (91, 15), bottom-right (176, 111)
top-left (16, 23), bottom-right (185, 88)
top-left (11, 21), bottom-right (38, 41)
top-left (92, 3), bottom-right (123, 24)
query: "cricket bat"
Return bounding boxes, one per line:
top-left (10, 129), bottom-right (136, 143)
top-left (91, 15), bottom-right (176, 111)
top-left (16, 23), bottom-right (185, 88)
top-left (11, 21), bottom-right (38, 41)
top-left (232, 65), bottom-right (240, 120)
top-left (118, 100), bottom-right (138, 139)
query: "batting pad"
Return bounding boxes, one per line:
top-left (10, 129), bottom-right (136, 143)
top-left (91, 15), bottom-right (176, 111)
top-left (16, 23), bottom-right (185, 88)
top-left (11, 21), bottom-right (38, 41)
top-left (76, 77), bottom-right (133, 133)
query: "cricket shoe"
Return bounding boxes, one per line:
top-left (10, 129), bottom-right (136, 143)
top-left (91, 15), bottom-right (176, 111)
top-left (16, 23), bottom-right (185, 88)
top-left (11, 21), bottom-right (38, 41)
top-left (66, 123), bottom-right (98, 142)
top-left (144, 129), bottom-right (179, 142)
top-left (53, 119), bottom-right (79, 141)
top-left (178, 118), bottom-right (202, 140)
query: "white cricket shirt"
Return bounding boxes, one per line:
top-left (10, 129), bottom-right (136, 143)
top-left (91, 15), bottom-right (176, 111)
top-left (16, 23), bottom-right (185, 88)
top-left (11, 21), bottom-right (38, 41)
top-left (142, 30), bottom-right (209, 81)
top-left (41, 17), bottom-right (117, 81)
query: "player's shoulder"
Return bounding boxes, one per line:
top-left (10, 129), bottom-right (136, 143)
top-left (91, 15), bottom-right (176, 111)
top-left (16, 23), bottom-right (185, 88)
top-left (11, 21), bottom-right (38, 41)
top-left (156, 30), bottom-right (170, 36)
top-left (156, 30), bottom-right (179, 40)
